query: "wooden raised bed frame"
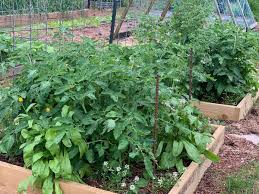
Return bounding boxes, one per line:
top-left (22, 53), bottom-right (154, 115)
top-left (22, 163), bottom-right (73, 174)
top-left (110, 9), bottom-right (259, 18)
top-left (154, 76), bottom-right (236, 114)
top-left (0, 125), bottom-right (225, 194)
top-left (193, 90), bottom-right (259, 121)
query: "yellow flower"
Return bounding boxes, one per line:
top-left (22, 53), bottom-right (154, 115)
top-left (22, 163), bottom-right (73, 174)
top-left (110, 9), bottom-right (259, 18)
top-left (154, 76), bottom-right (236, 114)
top-left (45, 107), bottom-right (51, 112)
top-left (18, 97), bottom-right (24, 103)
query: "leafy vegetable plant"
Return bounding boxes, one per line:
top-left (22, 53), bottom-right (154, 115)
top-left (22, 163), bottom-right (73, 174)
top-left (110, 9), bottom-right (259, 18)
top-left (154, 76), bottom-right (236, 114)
top-left (0, 38), bottom-right (218, 193)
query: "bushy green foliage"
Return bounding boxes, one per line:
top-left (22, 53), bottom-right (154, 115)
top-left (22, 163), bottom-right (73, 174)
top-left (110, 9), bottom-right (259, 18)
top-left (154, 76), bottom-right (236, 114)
top-left (135, 0), bottom-right (259, 105)
top-left (0, 0), bottom-right (84, 14)
top-left (0, 39), bottom-right (217, 194)
top-left (249, 0), bottom-right (259, 21)
top-left (189, 22), bottom-right (259, 104)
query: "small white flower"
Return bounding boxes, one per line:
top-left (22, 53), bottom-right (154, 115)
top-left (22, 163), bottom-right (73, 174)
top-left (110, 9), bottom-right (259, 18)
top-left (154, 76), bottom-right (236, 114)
top-left (134, 176), bottom-right (140, 182)
top-left (158, 178), bottom-right (163, 185)
top-left (103, 161), bottom-right (108, 166)
top-left (116, 167), bottom-right (122, 172)
top-left (173, 172), bottom-right (178, 178)
top-left (129, 185), bottom-right (136, 191)
top-left (121, 182), bottom-right (127, 188)
top-left (124, 164), bottom-right (130, 169)
top-left (122, 170), bottom-right (127, 176)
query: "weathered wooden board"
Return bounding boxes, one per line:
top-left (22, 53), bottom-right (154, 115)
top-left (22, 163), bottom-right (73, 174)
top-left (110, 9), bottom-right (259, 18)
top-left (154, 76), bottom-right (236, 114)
top-left (0, 162), bottom-right (114, 194)
top-left (193, 90), bottom-right (259, 121)
top-left (0, 125), bottom-right (225, 194)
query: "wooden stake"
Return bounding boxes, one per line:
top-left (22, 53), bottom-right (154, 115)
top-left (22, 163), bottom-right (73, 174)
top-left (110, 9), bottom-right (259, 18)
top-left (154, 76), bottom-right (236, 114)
top-left (159, 0), bottom-right (174, 21)
top-left (153, 74), bottom-right (160, 153)
top-left (113, 0), bottom-right (133, 39)
top-left (189, 48), bottom-right (193, 101)
top-left (145, 0), bottom-right (156, 15)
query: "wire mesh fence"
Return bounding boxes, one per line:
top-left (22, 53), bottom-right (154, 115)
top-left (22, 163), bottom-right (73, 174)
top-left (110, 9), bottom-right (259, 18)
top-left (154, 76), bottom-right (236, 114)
top-left (0, 0), bottom-right (256, 53)
top-left (216, 0), bottom-right (256, 28)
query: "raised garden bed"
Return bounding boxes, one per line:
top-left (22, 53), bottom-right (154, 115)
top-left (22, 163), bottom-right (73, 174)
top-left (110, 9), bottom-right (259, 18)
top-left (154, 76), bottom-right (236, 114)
top-left (0, 125), bottom-right (225, 194)
top-left (193, 91), bottom-right (259, 121)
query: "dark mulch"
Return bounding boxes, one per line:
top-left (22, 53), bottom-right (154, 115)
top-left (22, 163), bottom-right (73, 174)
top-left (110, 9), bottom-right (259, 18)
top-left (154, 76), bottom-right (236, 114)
top-left (0, 154), bottom-right (24, 167)
top-left (195, 108), bottom-right (259, 194)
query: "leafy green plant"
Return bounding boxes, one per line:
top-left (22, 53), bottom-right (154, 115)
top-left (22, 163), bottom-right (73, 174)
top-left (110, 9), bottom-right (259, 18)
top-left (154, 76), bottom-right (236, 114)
top-left (189, 22), bottom-right (259, 104)
top-left (135, 2), bottom-right (259, 105)
top-left (0, 38), bottom-right (218, 193)
top-left (249, 0), bottom-right (259, 21)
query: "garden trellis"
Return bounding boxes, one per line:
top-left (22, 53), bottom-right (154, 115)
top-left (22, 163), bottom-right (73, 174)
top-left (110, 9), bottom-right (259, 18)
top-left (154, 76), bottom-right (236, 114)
top-left (215, 0), bottom-right (256, 29)
top-left (0, 0), bottom-right (256, 50)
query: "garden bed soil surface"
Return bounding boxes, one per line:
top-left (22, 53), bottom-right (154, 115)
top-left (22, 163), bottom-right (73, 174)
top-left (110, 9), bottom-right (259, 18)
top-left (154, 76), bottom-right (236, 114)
top-left (11, 21), bottom-right (137, 45)
top-left (0, 125), bottom-right (224, 194)
top-left (195, 105), bottom-right (259, 194)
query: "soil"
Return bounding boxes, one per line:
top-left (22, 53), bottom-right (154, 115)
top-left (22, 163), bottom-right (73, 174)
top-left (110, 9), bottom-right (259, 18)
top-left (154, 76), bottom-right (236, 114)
top-left (11, 20), bottom-right (137, 46)
top-left (195, 106), bottom-right (259, 194)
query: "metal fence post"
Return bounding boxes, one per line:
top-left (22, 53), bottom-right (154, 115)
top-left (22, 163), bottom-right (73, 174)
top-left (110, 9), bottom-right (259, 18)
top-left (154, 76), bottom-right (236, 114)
top-left (109, 0), bottom-right (117, 44)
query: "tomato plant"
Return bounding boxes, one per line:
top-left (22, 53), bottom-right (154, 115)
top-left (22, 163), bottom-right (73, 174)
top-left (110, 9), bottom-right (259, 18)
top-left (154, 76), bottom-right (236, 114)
top-left (0, 39), bottom-right (217, 194)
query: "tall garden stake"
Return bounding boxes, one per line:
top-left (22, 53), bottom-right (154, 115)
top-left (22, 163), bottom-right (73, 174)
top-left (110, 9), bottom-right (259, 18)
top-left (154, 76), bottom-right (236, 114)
top-left (109, 0), bottom-right (117, 44)
top-left (114, 0), bottom-right (133, 39)
top-left (153, 74), bottom-right (160, 153)
top-left (189, 48), bottom-right (193, 100)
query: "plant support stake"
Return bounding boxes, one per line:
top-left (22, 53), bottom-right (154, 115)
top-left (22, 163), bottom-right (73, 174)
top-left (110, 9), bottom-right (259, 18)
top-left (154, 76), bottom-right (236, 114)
top-left (114, 0), bottom-right (133, 39)
top-left (153, 74), bottom-right (160, 153)
top-left (159, 0), bottom-right (174, 21)
top-left (109, 0), bottom-right (117, 44)
top-left (189, 48), bottom-right (193, 101)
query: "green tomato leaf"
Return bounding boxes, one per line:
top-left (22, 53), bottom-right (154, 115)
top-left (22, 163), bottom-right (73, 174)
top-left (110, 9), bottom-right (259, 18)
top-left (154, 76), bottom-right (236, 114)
top-left (69, 128), bottom-right (82, 145)
top-left (176, 159), bottom-right (185, 173)
top-left (54, 181), bottom-right (63, 194)
top-left (60, 150), bottom-right (72, 176)
top-left (183, 141), bottom-right (201, 163)
top-left (105, 119), bottom-right (116, 132)
top-left (85, 149), bottom-right (95, 163)
top-left (159, 152), bottom-right (176, 169)
top-left (78, 140), bottom-right (87, 158)
top-left (32, 152), bottom-right (44, 163)
top-left (118, 139), bottom-right (129, 150)
top-left (62, 135), bottom-right (72, 148)
top-left (49, 158), bottom-right (60, 174)
top-left (42, 176), bottom-right (53, 194)
top-left (144, 156), bottom-right (154, 178)
top-left (155, 141), bottom-right (164, 158)
top-left (61, 105), bottom-right (69, 118)
top-left (172, 141), bottom-right (184, 157)
top-left (204, 150), bottom-right (220, 162)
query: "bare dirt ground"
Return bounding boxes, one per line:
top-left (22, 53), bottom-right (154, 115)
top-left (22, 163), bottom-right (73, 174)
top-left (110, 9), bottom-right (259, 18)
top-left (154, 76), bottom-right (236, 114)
top-left (195, 105), bottom-right (259, 194)
top-left (11, 20), bottom-right (137, 46)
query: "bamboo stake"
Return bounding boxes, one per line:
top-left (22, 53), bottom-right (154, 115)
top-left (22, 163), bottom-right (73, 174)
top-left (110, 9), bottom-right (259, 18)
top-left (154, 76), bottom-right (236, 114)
top-left (237, 0), bottom-right (248, 29)
top-left (159, 0), bottom-right (174, 21)
top-left (226, 0), bottom-right (237, 25)
top-left (113, 0), bottom-right (133, 39)
top-left (189, 48), bottom-right (193, 101)
top-left (145, 0), bottom-right (156, 15)
top-left (213, 0), bottom-right (222, 22)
